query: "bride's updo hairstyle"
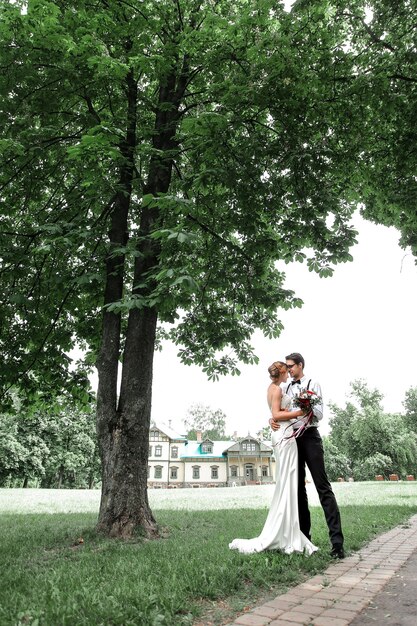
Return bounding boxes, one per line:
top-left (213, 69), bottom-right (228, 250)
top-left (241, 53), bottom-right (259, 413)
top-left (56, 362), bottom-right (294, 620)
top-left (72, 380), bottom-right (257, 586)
top-left (268, 361), bottom-right (288, 379)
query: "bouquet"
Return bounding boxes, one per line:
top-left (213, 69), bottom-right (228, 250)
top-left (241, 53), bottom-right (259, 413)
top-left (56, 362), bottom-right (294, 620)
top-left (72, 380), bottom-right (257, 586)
top-left (285, 390), bottom-right (322, 440)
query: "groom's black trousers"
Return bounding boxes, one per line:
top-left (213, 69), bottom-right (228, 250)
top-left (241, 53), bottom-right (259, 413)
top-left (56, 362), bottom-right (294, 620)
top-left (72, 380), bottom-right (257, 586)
top-left (296, 427), bottom-right (344, 547)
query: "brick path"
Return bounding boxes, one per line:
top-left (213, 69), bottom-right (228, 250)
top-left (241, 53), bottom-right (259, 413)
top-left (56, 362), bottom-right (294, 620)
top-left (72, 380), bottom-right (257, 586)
top-left (225, 514), bottom-right (417, 626)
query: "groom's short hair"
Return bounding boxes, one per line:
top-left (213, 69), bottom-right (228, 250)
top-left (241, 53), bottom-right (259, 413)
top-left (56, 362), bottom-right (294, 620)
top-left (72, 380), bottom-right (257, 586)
top-left (285, 352), bottom-right (305, 368)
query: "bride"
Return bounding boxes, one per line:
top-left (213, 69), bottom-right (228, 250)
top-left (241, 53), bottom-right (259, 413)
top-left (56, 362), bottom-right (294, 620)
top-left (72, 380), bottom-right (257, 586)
top-left (229, 361), bottom-right (318, 555)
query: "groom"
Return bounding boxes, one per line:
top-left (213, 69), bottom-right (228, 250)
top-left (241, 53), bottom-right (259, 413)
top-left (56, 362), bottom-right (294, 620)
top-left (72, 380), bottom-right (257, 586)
top-left (270, 352), bottom-right (344, 558)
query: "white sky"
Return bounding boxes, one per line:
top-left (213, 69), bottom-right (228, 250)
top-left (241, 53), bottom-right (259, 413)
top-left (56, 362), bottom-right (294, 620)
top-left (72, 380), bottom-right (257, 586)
top-left (150, 214), bottom-right (417, 437)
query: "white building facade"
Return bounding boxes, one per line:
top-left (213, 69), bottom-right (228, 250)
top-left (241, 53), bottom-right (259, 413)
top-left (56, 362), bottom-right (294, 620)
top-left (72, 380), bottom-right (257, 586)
top-left (147, 423), bottom-right (276, 488)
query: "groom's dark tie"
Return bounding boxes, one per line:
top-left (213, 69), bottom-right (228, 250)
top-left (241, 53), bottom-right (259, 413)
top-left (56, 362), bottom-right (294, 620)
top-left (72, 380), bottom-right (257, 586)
top-left (291, 380), bottom-right (301, 385)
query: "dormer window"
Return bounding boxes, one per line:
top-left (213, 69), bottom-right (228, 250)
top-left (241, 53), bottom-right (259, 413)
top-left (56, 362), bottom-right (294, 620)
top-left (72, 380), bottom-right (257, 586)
top-left (150, 429), bottom-right (160, 441)
top-left (201, 442), bottom-right (213, 453)
top-left (149, 429), bottom-right (168, 442)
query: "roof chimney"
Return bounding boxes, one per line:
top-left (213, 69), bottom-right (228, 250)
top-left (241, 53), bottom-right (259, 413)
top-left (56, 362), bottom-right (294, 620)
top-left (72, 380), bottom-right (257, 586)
top-left (196, 430), bottom-right (202, 442)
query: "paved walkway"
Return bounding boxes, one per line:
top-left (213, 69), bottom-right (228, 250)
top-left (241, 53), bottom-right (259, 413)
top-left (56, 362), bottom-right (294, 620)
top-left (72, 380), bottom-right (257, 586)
top-left (226, 514), bottom-right (417, 626)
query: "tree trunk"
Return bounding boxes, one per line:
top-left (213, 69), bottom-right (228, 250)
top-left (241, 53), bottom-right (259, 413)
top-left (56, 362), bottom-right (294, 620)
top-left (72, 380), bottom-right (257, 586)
top-left (96, 60), bottom-right (188, 538)
top-left (96, 306), bottom-right (159, 538)
top-left (57, 465), bottom-right (64, 489)
top-left (96, 187), bottom-right (163, 538)
top-left (96, 64), bottom-right (144, 536)
top-left (88, 446), bottom-right (98, 489)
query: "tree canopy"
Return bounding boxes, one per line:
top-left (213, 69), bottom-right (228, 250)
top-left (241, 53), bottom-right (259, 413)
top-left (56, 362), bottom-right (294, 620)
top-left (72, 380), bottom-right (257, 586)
top-left (0, 0), bottom-right (359, 402)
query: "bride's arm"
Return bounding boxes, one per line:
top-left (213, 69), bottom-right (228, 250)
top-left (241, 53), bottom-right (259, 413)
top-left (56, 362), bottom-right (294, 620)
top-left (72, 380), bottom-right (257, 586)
top-left (269, 386), bottom-right (303, 421)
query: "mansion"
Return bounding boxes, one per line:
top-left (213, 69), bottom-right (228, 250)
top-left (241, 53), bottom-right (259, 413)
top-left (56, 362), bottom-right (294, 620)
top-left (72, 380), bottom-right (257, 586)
top-left (148, 422), bottom-right (276, 488)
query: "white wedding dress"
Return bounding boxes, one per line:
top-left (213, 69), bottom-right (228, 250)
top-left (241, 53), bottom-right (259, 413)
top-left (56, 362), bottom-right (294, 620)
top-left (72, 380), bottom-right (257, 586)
top-left (229, 394), bottom-right (318, 555)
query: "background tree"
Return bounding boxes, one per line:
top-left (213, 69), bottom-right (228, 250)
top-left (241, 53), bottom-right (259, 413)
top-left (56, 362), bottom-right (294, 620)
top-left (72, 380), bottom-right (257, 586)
top-left (0, 411), bottom-right (28, 486)
top-left (353, 452), bottom-right (393, 482)
top-left (0, 395), bottom-right (99, 488)
top-left (183, 403), bottom-right (229, 440)
top-left (322, 437), bottom-right (351, 481)
top-left (328, 379), bottom-right (384, 463)
top-left (328, 380), bottom-right (417, 480)
top-left (403, 388), bottom-right (417, 434)
top-left (256, 425), bottom-right (272, 442)
top-left (40, 403), bottom-right (99, 489)
top-left (11, 409), bottom-right (51, 488)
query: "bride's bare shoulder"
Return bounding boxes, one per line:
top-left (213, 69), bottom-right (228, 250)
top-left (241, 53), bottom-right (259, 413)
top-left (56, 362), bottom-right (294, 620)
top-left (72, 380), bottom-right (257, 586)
top-left (267, 382), bottom-right (283, 397)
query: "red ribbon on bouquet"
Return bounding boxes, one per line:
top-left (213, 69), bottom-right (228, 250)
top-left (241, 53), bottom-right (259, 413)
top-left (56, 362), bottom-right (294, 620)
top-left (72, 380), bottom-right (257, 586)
top-left (282, 390), bottom-right (321, 442)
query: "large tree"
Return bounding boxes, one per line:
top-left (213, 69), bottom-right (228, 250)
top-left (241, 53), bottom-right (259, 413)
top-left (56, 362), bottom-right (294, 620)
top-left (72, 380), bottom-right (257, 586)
top-left (1, 0), bottom-right (362, 537)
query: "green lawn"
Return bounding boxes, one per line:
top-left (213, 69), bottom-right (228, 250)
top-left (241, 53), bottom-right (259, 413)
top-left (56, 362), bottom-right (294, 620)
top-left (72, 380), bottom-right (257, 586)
top-left (1, 482), bottom-right (416, 626)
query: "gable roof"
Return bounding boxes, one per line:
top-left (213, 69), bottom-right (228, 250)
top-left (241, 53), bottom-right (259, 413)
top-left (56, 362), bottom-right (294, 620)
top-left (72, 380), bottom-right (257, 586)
top-left (151, 422), bottom-right (187, 441)
top-left (226, 439), bottom-right (273, 453)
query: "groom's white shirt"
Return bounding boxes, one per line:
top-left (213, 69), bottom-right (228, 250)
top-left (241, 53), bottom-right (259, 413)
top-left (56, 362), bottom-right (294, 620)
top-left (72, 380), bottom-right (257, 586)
top-left (285, 374), bottom-right (323, 426)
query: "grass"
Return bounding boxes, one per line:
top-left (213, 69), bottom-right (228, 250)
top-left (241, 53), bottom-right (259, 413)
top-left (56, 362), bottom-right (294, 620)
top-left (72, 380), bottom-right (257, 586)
top-left (1, 482), bottom-right (417, 625)
top-left (3, 480), bottom-right (417, 513)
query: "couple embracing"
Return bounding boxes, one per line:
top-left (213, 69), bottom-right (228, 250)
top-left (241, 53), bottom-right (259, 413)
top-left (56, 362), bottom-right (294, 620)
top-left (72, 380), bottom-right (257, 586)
top-left (229, 352), bottom-right (344, 559)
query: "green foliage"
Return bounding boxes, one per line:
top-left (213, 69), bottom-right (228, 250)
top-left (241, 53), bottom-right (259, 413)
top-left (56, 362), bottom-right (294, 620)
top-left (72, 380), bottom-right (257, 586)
top-left (328, 380), bottom-right (417, 479)
top-left (403, 387), bottom-right (417, 434)
top-left (183, 403), bottom-right (230, 440)
top-left (0, 413), bottom-right (28, 484)
top-left (39, 403), bottom-right (99, 489)
top-left (322, 436), bottom-right (351, 481)
top-left (0, 398), bottom-right (99, 488)
top-left (331, 0), bottom-right (417, 256)
top-left (256, 425), bottom-right (272, 441)
top-left (353, 452), bottom-right (393, 482)
top-left (0, 0), bottom-right (361, 402)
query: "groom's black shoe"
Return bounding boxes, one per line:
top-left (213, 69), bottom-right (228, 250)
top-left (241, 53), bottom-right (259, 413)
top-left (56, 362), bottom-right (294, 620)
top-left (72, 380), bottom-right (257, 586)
top-left (330, 544), bottom-right (345, 559)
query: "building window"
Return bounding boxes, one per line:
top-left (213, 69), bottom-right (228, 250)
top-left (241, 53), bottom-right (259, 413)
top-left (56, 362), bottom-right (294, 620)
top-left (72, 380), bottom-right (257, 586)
top-left (148, 446), bottom-right (153, 457)
top-left (230, 465), bottom-right (238, 478)
top-left (242, 441), bottom-right (256, 452)
top-left (155, 445), bottom-right (162, 457)
top-left (154, 466), bottom-right (162, 479)
top-left (202, 442), bottom-right (213, 453)
top-left (192, 466), bottom-right (200, 479)
top-left (211, 466), bottom-right (219, 479)
top-left (171, 446), bottom-right (178, 458)
top-left (170, 467), bottom-right (178, 480)
top-left (150, 429), bottom-right (160, 440)
top-left (262, 466), bottom-right (268, 477)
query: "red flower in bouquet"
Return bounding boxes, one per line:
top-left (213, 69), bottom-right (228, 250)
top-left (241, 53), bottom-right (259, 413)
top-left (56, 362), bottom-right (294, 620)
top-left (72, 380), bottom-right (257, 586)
top-left (285, 390), bottom-right (322, 440)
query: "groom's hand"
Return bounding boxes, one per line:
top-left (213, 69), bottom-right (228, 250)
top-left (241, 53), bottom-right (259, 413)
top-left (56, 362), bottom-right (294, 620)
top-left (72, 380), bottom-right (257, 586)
top-left (269, 418), bottom-right (280, 431)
